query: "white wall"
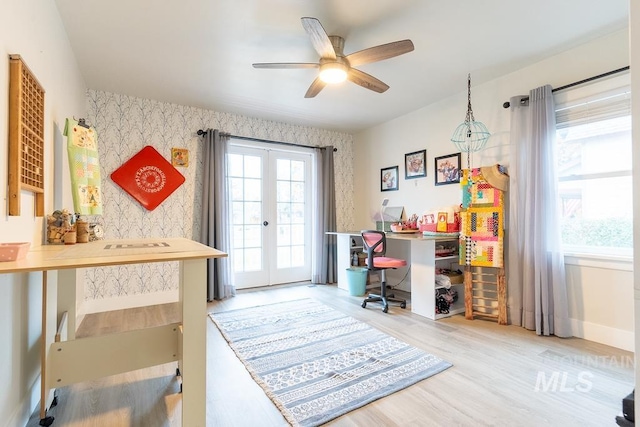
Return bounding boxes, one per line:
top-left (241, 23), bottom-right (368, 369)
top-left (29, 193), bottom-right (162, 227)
top-left (631, 0), bottom-right (640, 420)
top-left (0, 1), bottom-right (86, 425)
top-left (353, 29), bottom-right (633, 351)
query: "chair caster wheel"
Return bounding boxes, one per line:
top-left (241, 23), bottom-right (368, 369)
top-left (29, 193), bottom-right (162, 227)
top-left (361, 301), bottom-right (367, 308)
top-left (400, 302), bottom-right (406, 309)
top-left (382, 305), bottom-right (388, 313)
top-left (39, 416), bottom-right (54, 427)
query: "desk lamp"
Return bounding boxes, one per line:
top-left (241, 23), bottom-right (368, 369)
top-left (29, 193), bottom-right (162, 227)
top-left (380, 198), bottom-right (389, 232)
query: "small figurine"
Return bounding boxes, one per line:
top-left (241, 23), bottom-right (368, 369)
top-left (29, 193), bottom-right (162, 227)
top-left (61, 209), bottom-right (72, 230)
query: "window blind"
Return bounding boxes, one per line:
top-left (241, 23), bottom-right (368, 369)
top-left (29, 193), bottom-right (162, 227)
top-left (554, 71), bottom-right (631, 129)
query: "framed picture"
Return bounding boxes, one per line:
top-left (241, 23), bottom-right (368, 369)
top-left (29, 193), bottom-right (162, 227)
top-left (404, 149), bottom-right (426, 179)
top-left (434, 153), bottom-right (461, 186)
top-left (381, 166), bottom-right (399, 191)
top-left (171, 147), bottom-right (189, 167)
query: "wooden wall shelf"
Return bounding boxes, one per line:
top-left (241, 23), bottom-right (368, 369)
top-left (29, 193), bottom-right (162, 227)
top-left (8, 54), bottom-right (45, 216)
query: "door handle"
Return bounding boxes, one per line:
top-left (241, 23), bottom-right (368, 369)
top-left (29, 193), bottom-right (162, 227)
top-left (263, 221), bottom-right (269, 226)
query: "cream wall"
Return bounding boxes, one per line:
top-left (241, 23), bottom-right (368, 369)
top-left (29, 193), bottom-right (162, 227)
top-left (0, 1), bottom-right (86, 425)
top-left (353, 29), bottom-right (633, 351)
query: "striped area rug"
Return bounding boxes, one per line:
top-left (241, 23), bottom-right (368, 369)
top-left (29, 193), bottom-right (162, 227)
top-left (209, 299), bottom-right (452, 426)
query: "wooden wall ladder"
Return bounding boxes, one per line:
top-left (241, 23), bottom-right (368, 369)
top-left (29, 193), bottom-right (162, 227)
top-left (464, 266), bottom-right (507, 325)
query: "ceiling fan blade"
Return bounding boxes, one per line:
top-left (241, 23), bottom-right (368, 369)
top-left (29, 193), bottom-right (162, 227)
top-left (301, 17), bottom-right (336, 60)
top-left (253, 62), bottom-right (319, 69)
top-left (346, 39), bottom-right (414, 67)
top-left (347, 68), bottom-right (389, 93)
top-left (304, 77), bottom-right (327, 98)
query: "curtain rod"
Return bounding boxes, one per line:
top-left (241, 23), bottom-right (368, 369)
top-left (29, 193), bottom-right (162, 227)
top-left (502, 66), bottom-right (630, 109)
top-left (196, 129), bottom-right (338, 152)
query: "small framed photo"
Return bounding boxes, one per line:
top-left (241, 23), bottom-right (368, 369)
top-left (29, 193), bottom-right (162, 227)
top-left (434, 153), bottom-right (461, 186)
top-left (171, 148), bottom-right (189, 167)
top-left (381, 166), bottom-right (399, 191)
top-left (405, 149), bottom-right (426, 179)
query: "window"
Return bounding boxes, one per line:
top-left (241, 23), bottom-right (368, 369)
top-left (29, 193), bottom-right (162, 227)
top-left (554, 73), bottom-right (632, 257)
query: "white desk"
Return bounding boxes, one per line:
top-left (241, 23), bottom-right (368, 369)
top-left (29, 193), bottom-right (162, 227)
top-left (0, 238), bottom-right (225, 427)
top-left (329, 231), bottom-right (460, 319)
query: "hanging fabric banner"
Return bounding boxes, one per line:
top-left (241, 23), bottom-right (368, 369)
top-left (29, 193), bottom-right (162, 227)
top-left (459, 165), bottom-right (508, 267)
top-left (64, 118), bottom-right (103, 215)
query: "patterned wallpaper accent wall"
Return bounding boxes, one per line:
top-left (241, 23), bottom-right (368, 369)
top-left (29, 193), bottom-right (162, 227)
top-left (84, 90), bottom-right (354, 301)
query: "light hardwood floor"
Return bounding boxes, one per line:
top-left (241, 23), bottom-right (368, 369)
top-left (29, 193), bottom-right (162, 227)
top-left (28, 283), bottom-right (633, 426)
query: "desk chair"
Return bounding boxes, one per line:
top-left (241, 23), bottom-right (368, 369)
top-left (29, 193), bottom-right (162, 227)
top-left (361, 230), bottom-right (407, 313)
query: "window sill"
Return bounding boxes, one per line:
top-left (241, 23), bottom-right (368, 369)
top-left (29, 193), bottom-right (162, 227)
top-left (563, 252), bottom-right (633, 272)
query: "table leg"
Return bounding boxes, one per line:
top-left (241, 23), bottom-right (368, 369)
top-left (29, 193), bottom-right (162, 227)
top-left (336, 234), bottom-right (352, 291)
top-left (180, 259), bottom-right (207, 427)
top-left (40, 271), bottom-right (54, 426)
top-left (40, 271), bottom-right (47, 420)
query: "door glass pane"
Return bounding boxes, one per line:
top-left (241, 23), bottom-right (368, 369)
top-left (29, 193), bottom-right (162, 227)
top-left (292, 225), bottom-right (304, 245)
top-left (291, 245), bottom-right (304, 267)
top-left (277, 181), bottom-right (290, 202)
top-left (245, 225), bottom-right (262, 248)
top-left (233, 249), bottom-right (244, 271)
top-left (245, 248), bottom-right (262, 271)
top-left (245, 156), bottom-right (261, 178)
top-left (244, 202), bottom-right (262, 224)
top-left (228, 154), bottom-right (243, 176)
top-left (291, 182), bottom-right (304, 202)
top-left (291, 160), bottom-right (304, 181)
top-left (233, 225), bottom-right (244, 248)
top-left (277, 159), bottom-right (290, 180)
top-left (245, 178), bottom-right (261, 201)
top-left (277, 246), bottom-right (291, 268)
top-left (275, 155), bottom-right (307, 275)
top-left (277, 225), bottom-right (291, 246)
top-left (291, 203), bottom-right (304, 224)
top-left (277, 203), bottom-right (291, 223)
top-left (229, 152), bottom-right (264, 275)
top-left (232, 202), bottom-right (244, 224)
top-left (230, 178), bottom-right (243, 200)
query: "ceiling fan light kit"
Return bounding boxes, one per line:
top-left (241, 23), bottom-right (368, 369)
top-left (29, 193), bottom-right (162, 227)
top-left (319, 62), bottom-right (348, 84)
top-left (450, 73), bottom-right (491, 168)
top-left (253, 17), bottom-right (414, 97)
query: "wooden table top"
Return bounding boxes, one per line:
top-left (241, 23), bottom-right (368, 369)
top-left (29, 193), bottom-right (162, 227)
top-left (0, 238), bottom-right (226, 273)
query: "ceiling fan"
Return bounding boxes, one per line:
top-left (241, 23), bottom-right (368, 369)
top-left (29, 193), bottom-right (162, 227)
top-left (252, 17), bottom-right (414, 98)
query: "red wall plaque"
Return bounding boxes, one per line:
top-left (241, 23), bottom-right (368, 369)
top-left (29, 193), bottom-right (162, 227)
top-left (110, 145), bottom-right (185, 211)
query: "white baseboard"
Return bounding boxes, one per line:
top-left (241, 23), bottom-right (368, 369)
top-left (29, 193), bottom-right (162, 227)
top-left (8, 399), bottom-right (30, 427)
top-left (79, 289), bottom-right (179, 315)
top-left (9, 375), bottom-right (40, 427)
top-left (570, 318), bottom-right (634, 352)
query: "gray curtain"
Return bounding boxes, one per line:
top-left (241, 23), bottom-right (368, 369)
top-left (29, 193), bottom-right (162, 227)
top-left (507, 86), bottom-right (571, 337)
top-left (310, 146), bottom-right (337, 284)
top-left (200, 129), bottom-right (235, 300)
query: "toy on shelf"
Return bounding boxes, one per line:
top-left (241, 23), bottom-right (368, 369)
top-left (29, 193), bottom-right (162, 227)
top-left (390, 213), bottom-right (419, 232)
top-left (47, 209), bottom-right (84, 244)
top-left (419, 205), bottom-right (461, 235)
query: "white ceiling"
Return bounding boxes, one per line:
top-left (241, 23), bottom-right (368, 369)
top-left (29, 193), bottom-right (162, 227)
top-left (54, 0), bottom-right (629, 133)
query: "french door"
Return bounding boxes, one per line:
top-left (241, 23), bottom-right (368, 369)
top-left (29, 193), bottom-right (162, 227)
top-left (228, 144), bottom-right (312, 288)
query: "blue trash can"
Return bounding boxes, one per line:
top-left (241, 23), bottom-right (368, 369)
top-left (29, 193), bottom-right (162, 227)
top-left (346, 267), bottom-right (368, 296)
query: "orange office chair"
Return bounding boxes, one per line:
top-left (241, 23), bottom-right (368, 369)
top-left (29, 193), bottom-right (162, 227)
top-left (360, 230), bottom-right (407, 313)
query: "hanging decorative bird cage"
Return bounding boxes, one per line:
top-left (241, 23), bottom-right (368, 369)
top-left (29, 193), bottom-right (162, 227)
top-left (450, 74), bottom-right (490, 168)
